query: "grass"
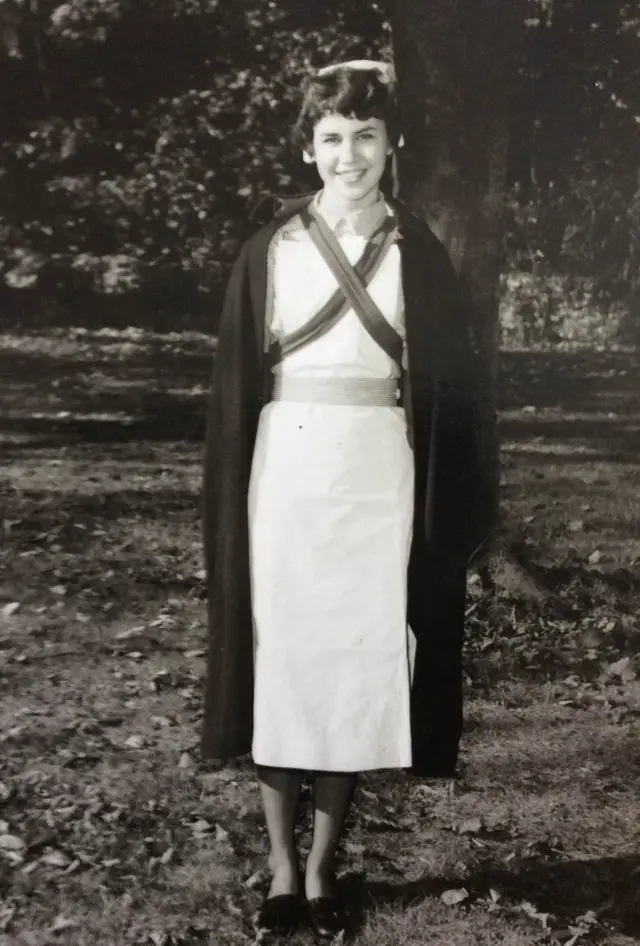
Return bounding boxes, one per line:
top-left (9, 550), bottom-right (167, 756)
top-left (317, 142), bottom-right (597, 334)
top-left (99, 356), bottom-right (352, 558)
top-left (1, 327), bottom-right (639, 946)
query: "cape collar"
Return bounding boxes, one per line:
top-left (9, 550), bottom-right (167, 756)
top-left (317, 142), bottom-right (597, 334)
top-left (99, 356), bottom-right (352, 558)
top-left (253, 190), bottom-right (405, 233)
top-left (274, 192), bottom-right (392, 240)
top-left (313, 192), bottom-right (390, 237)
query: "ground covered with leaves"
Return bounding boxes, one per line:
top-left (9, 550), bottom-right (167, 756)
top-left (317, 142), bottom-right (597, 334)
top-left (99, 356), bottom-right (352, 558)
top-left (1, 329), bottom-right (639, 946)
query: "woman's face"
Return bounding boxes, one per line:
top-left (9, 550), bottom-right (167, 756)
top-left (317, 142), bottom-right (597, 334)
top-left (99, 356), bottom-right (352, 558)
top-left (307, 113), bottom-right (390, 209)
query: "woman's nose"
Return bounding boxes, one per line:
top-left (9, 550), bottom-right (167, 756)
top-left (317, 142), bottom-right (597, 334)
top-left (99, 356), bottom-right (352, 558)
top-left (339, 138), bottom-right (357, 163)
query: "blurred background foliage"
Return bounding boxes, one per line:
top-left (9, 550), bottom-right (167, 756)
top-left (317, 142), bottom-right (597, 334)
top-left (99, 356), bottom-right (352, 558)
top-left (0, 0), bottom-right (638, 344)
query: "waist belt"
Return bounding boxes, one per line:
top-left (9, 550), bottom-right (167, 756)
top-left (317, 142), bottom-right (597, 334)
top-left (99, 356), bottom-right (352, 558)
top-left (271, 376), bottom-right (400, 407)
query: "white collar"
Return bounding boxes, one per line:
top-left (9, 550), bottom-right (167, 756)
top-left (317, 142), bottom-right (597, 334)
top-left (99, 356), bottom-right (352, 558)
top-left (313, 191), bottom-right (391, 237)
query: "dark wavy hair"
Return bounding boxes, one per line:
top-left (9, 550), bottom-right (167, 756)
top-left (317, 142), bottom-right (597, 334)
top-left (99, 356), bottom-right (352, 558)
top-left (292, 66), bottom-right (402, 152)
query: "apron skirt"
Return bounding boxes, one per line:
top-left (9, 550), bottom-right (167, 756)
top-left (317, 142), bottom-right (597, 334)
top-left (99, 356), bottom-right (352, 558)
top-left (248, 390), bottom-right (415, 772)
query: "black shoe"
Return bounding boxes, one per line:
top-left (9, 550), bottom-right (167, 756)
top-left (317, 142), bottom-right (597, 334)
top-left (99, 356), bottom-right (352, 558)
top-left (255, 894), bottom-right (302, 937)
top-left (306, 897), bottom-right (347, 940)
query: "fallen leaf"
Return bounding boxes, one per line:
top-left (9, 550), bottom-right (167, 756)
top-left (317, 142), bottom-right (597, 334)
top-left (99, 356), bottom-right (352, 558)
top-left (489, 888), bottom-right (501, 903)
top-left (124, 735), bottom-right (145, 749)
top-left (178, 752), bottom-right (194, 769)
top-left (606, 657), bottom-right (637, 683)
top-left (192, 819), bottom-right (212, 834)
top-left (160, 847), bottom-right (174, 865)
top-left (361, 812), bottom-right (399, 830)
top-left (4, 850), bottom-right (25, 866)
top-left (568, 520), bottom-right (585, 533)
top-left (574, 910), bottom-right (599, 927)
top-left (1, 602), bottom-right (20, 618)
top-left (151, 716), bottom-right (173, 729)
top-left (520, 900), bottom-right (550, 928)
top-left (115, 627), bottom-right (144, 641)
top-left (225, 895), bottom-right (243, 916)
top-left (359, 789), bottom-right (379, 801)
top-left (453, 860), bottom-right (472, 878)
top-left (0, 834), bottom-right (26, 851)
top-left (41, 849), bottom-right (70, 868)
top-left (0, 904), bottom-right (17, 931)
top-left (215, 823), bottom-right (230, 842)
top-left (344, 841), bottom-right (366, 857)
top-left (184, 649), bottom-right (205, 658)
top-left (565, 931), bottom-right (585, 946)
top-left (588, 550), bottom-right (602, 565)
top-left (50, 915), bottom-right (78, 933)
top-left (441, 888), bottom-right (469, 906)
top-left (102, 808), bottom-right (122, 824)
top-left (458, 816), bottom-right (483, 835)
top-left (245, 868), bottom-right (268, 889)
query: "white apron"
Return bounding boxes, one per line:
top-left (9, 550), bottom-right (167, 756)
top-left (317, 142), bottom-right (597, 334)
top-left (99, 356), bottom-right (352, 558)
top-left (248, 202), bottom-right (416, 771)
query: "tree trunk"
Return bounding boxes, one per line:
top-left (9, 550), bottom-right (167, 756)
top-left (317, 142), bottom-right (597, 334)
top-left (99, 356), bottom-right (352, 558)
top-left (393, 0), bottom-right (523, 319)
top-left (393, 0), bottom-right (526, 576)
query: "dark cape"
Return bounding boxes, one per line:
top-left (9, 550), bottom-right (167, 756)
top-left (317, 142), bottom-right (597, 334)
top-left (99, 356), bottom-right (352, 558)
top-left (201, 193), bottom-right (496, 778)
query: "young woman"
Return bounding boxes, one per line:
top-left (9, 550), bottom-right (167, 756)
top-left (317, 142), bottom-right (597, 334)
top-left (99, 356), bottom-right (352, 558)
top-left (201, 60), bottom-right (494, 938)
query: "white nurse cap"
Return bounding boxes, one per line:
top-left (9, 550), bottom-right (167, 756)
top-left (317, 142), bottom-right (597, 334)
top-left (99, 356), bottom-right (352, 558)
top-left (317, 60), bottom-right (396, 85)
top-left (313, 60), bottom-right (404, 148)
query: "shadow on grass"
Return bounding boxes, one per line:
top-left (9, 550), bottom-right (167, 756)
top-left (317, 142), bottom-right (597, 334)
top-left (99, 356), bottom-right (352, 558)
top-left (0, 339), bottom-right (213, 447)
top-left (342, 854), bottom-right (640, 940)
top-left (0, 407), bottom-right (207, 447)
top-left (498, 349), bottom-right (640, 462)
top-left (0, 334), bottom-right (637, 454)
top-left (499, 426), bottom-right (640, 463)
top-left (499, 350), bottom-right (639, 415)
top-left (485, 544), bottom-right (640, 604)
top-left (0, 487), bottom-right (200, 525)
top-left (532, 561), bottom-right (640, 597)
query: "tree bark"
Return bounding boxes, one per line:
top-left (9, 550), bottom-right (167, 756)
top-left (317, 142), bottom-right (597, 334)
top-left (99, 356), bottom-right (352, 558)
top-left (393, 0), bottom-right (526, 569)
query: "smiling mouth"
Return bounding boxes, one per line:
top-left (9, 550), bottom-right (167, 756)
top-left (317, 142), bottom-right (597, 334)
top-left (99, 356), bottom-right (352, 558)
top-left (338, 170), bottom-right (367, 183)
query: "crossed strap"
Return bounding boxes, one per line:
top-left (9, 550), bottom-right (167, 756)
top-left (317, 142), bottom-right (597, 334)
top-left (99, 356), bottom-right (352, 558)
top-left (269, 202), bottom-right (404, 366)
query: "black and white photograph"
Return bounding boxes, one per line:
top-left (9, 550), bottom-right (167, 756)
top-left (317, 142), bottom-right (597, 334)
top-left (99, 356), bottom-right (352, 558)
top-left (0, 2), bottom-right (639, 944)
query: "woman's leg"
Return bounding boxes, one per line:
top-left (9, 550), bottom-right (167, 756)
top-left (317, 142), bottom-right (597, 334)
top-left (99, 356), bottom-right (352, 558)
top-left (257, 766), bottom-right (304, 897)
top-left (305, 772), bottom-right (357, 899)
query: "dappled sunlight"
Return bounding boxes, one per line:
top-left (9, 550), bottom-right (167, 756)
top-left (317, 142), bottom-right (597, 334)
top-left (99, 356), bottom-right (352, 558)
top-left (499, 350), bottom-right (640, 415)
top-left (0, 327), bottom-right (214, 448)
top-left (0, 327), bottom-right (216, 359)
top-left (1, 334), bottom-right (639, 946)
